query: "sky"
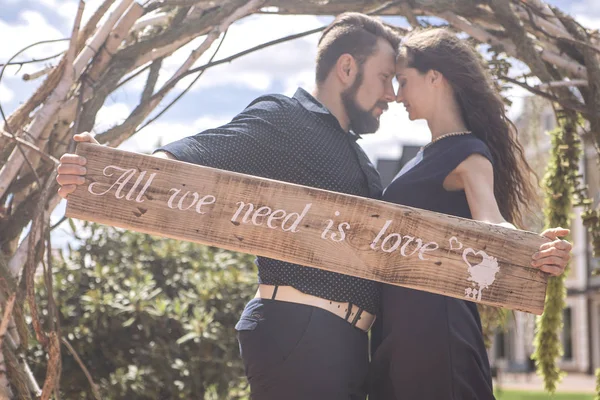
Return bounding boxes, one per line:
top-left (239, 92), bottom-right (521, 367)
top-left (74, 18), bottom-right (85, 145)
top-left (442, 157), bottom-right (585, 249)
top-left (1, 0), bottom-right (598, 160)
top-left (1, 0), bottom-right (599, 244)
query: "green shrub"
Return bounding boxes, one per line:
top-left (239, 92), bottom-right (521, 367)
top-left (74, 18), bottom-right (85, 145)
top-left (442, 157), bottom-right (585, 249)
top-left (32, 223), bottom-right (256, 399)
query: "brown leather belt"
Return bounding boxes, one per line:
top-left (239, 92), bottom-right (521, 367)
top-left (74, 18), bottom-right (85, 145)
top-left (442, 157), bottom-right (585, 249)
top-left (255, 284), bottom-right (376, 332)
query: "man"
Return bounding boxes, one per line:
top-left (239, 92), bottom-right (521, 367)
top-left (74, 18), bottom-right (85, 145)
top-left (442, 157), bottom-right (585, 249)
top-left (59, 12), bottom-right (398, 399)
top-left (56, 12), bottom-right (571, 400)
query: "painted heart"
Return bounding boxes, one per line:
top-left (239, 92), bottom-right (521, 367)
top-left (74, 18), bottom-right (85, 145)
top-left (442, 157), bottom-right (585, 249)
top-left (449, 236), bottom-right (463, 251)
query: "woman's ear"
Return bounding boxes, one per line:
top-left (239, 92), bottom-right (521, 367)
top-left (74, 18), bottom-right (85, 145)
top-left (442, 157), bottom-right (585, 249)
top-left (429, 70), bottom-right (442, 86)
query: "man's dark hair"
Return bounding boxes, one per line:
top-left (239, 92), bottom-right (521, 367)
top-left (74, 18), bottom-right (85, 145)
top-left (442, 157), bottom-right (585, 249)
top-left (315, 12), bottom-right (401, 83)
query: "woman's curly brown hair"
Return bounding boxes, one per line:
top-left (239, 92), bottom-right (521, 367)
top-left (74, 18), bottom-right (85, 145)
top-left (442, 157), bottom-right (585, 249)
top-left (398, 28), bottom-right (538, 227)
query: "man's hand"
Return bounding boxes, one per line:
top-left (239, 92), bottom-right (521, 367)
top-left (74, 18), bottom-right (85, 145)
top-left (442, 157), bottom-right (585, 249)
top-left (56, 132), bottom-right (98, 199)
top-left (531, 227), bottom-right (572, 276)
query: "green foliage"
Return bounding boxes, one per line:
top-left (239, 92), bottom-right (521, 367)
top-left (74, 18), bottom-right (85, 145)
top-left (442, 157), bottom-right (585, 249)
top-left (495, 390), bottom-right (594, 400)
top-left (31, 223), bottom-right (256, 399)
top-left (478, 304), bottom-right (509, 349)
top-left (533, 113), bottom-right (580, 394)
top-left (595, 368), bottom-right (600, 400)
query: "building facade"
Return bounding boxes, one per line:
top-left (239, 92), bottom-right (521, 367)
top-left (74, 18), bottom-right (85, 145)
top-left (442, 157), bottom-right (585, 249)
top-left (488, 96), bottom-right (600, 375)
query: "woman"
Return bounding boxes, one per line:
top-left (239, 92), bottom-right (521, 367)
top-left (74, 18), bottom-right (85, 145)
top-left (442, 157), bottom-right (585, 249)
top-left (369, 28), bottom-right (571, 399)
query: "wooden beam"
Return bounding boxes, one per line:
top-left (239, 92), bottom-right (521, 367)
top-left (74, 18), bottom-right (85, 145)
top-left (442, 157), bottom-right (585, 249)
top-left (66, 143), bottom-right (549, 314)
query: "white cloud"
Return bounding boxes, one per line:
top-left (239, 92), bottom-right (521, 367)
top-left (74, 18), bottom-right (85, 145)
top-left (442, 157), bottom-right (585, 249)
top-left (361, 102), bottom-right (430, 162)
top-left (94, 102), bottom-right (132, 133)
top-left (0, 0), bottom-right (119, 82)
top-left (572, 14), bottom-right (600, 30)
top-left (571, 0), bottom-right (600, 19)
top-left (146, 14), bottom-right (325, 94)
top-left (56, 0), bottom-right (105, 26)
top-left (56, 2), bottom-right (80, 23)
top-left (37, 0), bottom-right (58, 7)
top-left (0, 84), bottom-right (14, 103)
top-left (0, 10), bottom-right (67, 78)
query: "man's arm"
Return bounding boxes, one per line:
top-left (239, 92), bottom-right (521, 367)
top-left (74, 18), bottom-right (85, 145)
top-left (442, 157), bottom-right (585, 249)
top-left (153, 150), bottom-right (176, 160)
top-left (58, 95), bottom-right (291, 198)
top-left (57, 134), bottom-right (178, 198)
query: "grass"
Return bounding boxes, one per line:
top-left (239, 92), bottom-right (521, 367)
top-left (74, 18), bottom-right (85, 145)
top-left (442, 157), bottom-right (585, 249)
top-left (494, 390), bottom-right (595, 399)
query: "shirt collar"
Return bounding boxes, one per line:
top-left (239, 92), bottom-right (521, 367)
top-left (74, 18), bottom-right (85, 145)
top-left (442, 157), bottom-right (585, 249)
top-left (293, 88), bottom-right (360, 141)
top-left (293, 88), bottom-right (330, 115)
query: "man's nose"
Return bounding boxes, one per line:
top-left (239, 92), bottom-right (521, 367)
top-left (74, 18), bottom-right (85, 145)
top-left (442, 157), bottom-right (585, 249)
top-left (383, 81), bottom-right (395, 102)
top-left (395, 87), bottom-right (404, 103)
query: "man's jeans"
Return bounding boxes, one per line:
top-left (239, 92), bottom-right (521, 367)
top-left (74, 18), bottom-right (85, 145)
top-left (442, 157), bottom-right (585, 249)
top-left (236, 298), bottom-right (369, 400)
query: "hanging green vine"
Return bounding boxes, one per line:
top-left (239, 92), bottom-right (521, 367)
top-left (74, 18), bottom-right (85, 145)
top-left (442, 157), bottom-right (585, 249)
top-left (595, 368), bottom-right (600, 400)
top-left (533, 110), bottom-right (580, 394)
top-left (574, 159), bottom-right (600, 260)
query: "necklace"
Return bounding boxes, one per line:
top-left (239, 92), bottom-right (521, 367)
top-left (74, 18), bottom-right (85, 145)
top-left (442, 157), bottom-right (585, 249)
top-left (422, 130), bottom-right (471, 150)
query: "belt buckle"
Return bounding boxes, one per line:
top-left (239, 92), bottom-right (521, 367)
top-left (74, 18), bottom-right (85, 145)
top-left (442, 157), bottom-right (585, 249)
top-left (347, 304), bottom-right (375, 332)
top-left (345, 303), bottom-right (364, 329)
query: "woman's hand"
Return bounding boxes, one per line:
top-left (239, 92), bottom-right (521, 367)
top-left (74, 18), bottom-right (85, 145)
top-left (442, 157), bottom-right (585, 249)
top-left (531, 227), bottom-right (572, 276)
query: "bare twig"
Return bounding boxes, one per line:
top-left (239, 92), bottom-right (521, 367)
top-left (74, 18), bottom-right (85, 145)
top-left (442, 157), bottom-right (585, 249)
top-left (500, 74), bottom-right (594, 116)
top-left (136, 29), bottom-right (228, 132)
top-left (440, 10), bottom-right (587, 78)
top-left (74, 0), bottom-right (134, 78)
top-left (365, 1), bottom-right (400, 16)
top-left (0, 103), bottom-right (44, 189)
top-left (76, 0), bottom-right (118, 54)
top-left (517, 3), bottom-right (600, 56)
top-left (179, 26), bottom-right (326, 82)
top-left (0, 38), bottom-right (69, 153)
top-left (8, 194), bottom-right (62, 277)
top-left (0, 294), bottom-right (16, 351)
top-left (61, 337), bottom-right (102, 400)
top-left (114, 64), bottom-right (151, 91)
top-left (145, 0), bottom-right (218, 13)
top-left (399, 1), bottom-right (421, 28)
top-left (0, 1), bottom-right (84, 199)
top-left (25, 179), bottom-right (51, 348)
top-left (40, 332), bottom-right (61, 400)
top-left (131, 12), bottom-right (171, 32)
top-left (98, 0), bottom-right (266, 147)
top-left (68, 77), bottom-right (86, 154)
top-left (0, 130), bottom-right (60, 165)
top-left (23, 66), bottom-right (54, 81)
top-left (86, 2), bottom-right (145, 83)
top-left (140, 58), bottom-right (163, 103)
top-left (536, 79), bottom-right (588, 89)
top-left (50, 215), bottom-right (68, 231)
top-left (0, 38), bottom-right (69, 94)
top-left (0, 51), bottom-right (65, 68)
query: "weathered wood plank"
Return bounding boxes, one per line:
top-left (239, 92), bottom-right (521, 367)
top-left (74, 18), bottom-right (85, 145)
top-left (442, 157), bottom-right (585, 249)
top-left (65, 143), bottom-right (548, 314)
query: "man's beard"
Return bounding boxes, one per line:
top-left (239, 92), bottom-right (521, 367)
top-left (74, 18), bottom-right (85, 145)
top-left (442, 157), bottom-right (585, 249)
top-left (341, 69), bottom-right (388, 135)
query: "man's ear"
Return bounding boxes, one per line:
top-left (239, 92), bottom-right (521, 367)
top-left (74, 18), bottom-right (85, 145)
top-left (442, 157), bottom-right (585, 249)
top-left (335, 54), bottom-right (358, 86)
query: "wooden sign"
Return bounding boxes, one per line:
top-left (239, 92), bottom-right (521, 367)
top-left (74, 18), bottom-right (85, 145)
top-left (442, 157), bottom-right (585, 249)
top-left (65, 143), bottom-right (549, 314)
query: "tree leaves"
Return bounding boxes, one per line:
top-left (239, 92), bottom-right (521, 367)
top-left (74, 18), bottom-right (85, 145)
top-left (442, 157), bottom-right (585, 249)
top-left (30, 223), bottom-right (255, 399)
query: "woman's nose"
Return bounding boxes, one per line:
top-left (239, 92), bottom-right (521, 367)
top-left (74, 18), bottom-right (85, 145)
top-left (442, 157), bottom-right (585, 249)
top-left (395, 89), bottom-right (404, 103)
top-left (383, 81), bottom-right (395, 102)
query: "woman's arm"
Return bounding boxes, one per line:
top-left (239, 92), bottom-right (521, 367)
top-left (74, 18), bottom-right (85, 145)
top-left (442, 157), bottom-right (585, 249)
top-left (444, 154), bottom-right (512, 227)
top-left (445, 154), bottom-right (571, 276)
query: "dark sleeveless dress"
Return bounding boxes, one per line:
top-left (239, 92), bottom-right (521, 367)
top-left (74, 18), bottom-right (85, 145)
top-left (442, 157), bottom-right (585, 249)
top-left (369, 134), bottom-right (496, 400)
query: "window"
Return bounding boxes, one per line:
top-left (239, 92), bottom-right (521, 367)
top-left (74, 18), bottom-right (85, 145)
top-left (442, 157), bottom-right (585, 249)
top-left (543, 113), bottom-right (555, 132)
top-left (495, 330), bottom-right (506, 359)
top-left (563, 307), bottom-right (573, 361)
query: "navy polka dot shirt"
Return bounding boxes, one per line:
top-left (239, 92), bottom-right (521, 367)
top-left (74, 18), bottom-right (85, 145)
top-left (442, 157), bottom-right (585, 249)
top-left (157, 88), bottom-right (383, 314)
